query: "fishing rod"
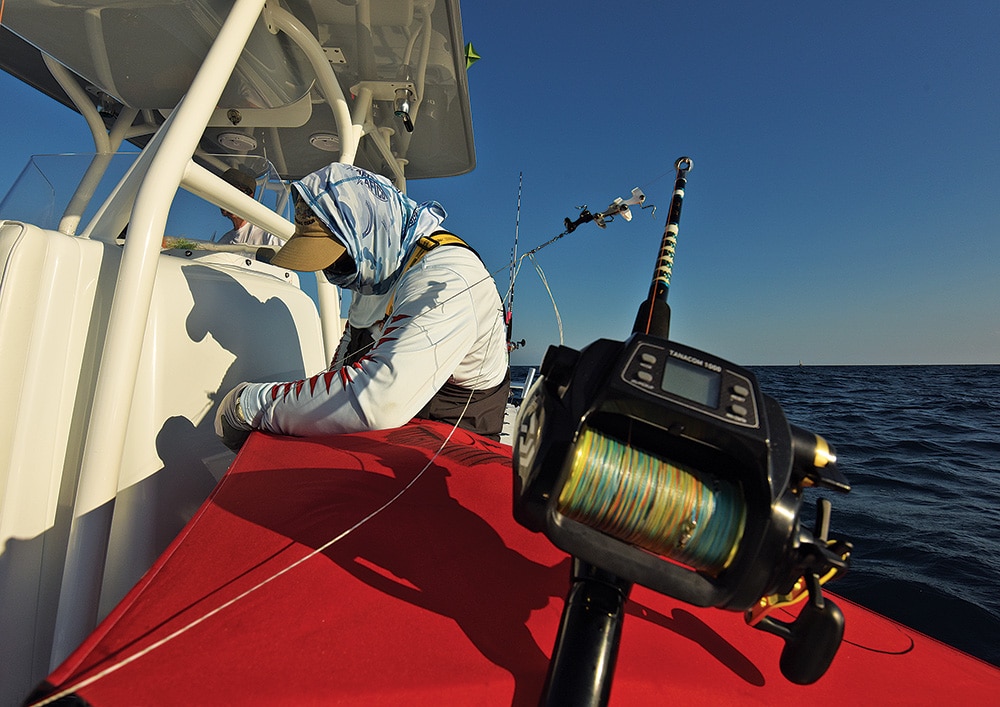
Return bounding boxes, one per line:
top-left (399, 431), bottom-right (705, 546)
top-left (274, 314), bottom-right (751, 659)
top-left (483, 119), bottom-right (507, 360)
top-left (506, 173), bottom-right (525, 352)
top-left (532, 158), bottom-right (692, 706)
top-left (633, 155), bottom-right (691, 338)
top-left (513, 156), bottom-right (853, 705)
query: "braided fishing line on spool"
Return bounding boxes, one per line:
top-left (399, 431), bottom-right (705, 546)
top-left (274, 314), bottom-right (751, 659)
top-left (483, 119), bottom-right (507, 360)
top-left (556, 428), bottom-right (746, 575)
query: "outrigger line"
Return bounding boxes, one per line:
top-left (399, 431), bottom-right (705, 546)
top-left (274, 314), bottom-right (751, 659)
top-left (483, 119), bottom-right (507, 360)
top-left (516, 184), bottom-right (652, 263)
top-left (500, 183), bottom-right (654, 352)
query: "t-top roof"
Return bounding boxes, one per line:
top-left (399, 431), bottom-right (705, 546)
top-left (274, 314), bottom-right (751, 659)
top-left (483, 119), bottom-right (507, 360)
top-left (0, 0), bottom-right (475, 181)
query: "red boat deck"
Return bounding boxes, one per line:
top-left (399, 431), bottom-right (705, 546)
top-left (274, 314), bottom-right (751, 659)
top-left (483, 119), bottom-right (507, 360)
top-left (34, 421), bottom-right (1000, 705)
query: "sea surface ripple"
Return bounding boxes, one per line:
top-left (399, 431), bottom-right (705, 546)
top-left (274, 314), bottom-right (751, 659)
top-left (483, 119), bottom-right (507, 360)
top-left (752, 364), bottom-right (1000, 667)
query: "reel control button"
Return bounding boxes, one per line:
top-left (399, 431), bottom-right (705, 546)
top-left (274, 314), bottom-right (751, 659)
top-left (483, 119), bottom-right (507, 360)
top-left (728, 403), bottom-right (749, 417)
top-left (731, 384), bottom-right (751, 397)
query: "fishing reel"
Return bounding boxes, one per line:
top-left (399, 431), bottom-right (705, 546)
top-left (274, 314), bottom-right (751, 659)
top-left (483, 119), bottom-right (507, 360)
top-left (513, 334), bottom-right (853, 685)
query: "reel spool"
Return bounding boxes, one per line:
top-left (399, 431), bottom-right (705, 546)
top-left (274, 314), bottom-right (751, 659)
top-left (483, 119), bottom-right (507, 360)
top-left (514, 334), bottom-right (852, 684)
top-left (556, 427), bottom-right (747, 576)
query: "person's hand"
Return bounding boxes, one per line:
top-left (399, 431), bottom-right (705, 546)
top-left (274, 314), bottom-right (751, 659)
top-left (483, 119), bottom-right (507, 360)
top-left (215, 382), bottom-right (252, 451)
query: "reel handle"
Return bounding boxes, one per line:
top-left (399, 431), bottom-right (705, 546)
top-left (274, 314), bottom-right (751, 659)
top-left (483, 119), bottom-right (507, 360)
top-left (753, 573), bottom-right (845, 684)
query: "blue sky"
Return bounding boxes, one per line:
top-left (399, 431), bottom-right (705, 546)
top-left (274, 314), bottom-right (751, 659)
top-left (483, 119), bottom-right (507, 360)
top-left (2, 1), bottom-right (998, 365)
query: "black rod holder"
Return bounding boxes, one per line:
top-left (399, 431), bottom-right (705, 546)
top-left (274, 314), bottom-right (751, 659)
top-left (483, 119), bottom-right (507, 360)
top-left (540, 559), bottom-right (633, 707)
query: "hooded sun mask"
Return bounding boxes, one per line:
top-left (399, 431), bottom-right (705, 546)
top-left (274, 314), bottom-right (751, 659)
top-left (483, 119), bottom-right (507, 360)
top-left (270, 163), bottom-right (447, 297)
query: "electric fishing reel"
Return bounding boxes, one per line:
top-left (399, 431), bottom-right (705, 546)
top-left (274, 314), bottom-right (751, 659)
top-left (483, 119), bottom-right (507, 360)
top-left (513, 334), bottom-right (853, 684)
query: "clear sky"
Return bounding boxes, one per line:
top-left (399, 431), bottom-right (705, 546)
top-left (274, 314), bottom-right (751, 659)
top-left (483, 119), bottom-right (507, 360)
top-left (2, 0), bottom-right (998, 365)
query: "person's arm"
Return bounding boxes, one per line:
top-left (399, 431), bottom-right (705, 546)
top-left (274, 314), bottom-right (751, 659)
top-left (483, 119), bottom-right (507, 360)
top-left (236, 255), bottom-right (484, 436)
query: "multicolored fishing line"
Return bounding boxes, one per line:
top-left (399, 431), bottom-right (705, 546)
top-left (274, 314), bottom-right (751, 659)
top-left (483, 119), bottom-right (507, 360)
top-left (557, 428), bottom-right (746, 574)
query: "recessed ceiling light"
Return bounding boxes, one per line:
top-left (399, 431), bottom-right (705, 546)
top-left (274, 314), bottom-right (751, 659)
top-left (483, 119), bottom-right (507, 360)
top-left (309, 133), bottom-right (341, 152)
top-left (218, 132), bottom-right (258, 151)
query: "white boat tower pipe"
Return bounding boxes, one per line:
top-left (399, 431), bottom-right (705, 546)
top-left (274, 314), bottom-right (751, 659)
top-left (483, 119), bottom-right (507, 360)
top-left (42, 54), bottom-right (139, 236)
top-left (48, 0), bottom-right (359, 665)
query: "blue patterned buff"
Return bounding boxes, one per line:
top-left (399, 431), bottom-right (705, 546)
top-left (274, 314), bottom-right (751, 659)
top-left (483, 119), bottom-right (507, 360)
top-left (291, 163), bottom-right (447, 296)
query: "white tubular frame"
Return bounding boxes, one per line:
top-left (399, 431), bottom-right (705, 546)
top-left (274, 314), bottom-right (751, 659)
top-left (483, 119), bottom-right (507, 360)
top-left (52, 0), bottom-right (278, 665)
top-left (264, 2), bottom-right (367, 360)
top-left (57, 106), bottom-right (138, 235)
top-left (42, 54), bottom-right (139, 236)
top-left (50, 0), bottom-right (389, 658)
top-left (264, 3), bottom-right (359, 165)
top-left (181, 160), bottom-right (296, 241)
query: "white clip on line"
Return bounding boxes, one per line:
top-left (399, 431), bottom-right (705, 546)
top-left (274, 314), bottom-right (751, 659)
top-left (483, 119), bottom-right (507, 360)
top-left (594, 187), bottom-right (646, 227)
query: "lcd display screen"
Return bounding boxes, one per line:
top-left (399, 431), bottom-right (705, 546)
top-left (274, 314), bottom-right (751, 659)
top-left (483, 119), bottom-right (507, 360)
top-left (662, 357), bottom-right (721, 407)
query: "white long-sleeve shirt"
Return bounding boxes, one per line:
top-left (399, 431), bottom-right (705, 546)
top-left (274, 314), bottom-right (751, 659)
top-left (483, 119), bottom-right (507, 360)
top-left (217, 221), bottom-right (286, 247)
top-left (239, 245), bottom-right (508, 436)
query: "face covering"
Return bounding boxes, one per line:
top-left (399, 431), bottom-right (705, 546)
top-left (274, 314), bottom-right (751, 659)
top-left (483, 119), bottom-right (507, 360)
top-left (291, 163), bottom-right (447, 295)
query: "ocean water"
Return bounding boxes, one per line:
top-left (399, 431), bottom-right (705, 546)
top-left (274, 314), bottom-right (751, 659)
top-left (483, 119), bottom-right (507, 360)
top-left (510, 364), bottom-right (1000, 668)
top-left (752, 365), bottom-right (1000, 668)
